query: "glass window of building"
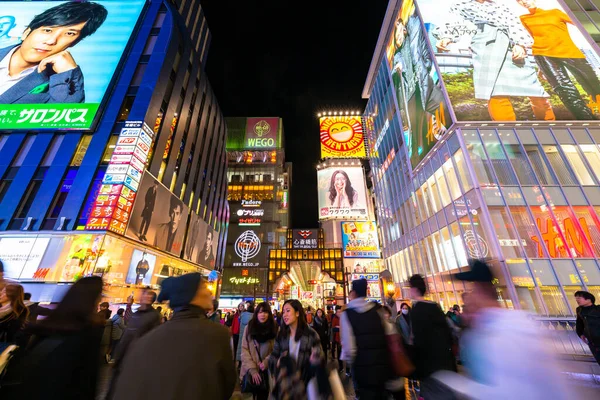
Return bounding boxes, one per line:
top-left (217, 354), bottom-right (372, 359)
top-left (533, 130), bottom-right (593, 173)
top-left (463, 133), bottom-right (496, 186)
top-left (442, 158), bottom-right (462, 202)
top-left (561, 145), bottom-right (596, 185)
top-left (507, 260), bottom-right (544, 314)
top-left (552, 259), bottom-right (584, 314)
top-left (574, 260), bottom-right (600, 302)
top-left (550, 206), bottom-right (595, 258)
top-left (488, 206), bottom-right (526, 260)
top-left (579, 144), bottom-right (600, 183)
top-left (507, 206), bottom-right (545, 258)
top-left (41, 135), bottom-right (65, 167)
top-left (453, 148), bottom-right (473, 192)
top-left (543, 145), bottom-right (578, 185)
top-left (530, 259), bottom-right (570, 316)
top-left (482, 132), bottom-right (519, 186)
top-left (12, 136), bottom-right (35, 167)
top-left (70, 135), bottom-right (92, 167)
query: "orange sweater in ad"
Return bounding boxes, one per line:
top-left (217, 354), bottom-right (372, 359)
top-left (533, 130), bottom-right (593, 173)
top-left (520, 8), bottom-right (585, 59)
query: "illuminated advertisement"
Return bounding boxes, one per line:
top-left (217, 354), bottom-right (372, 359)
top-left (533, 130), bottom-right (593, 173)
top-left (183, 212), bottom-right (219, 271)
top-left (344, 258), bottom-right (384, 274)
top-left (0, 237), bottom-right (49, 279)
top-left (233, 230), bottom-right (262, 267)
top-left (417, 0), bottom-right (600, 121)
top-left (319, 116), bottom-right (366, 158)
top-left (125, 249), bottom-right (156, 285)
top-left (317, 166), bottom-right (368, 220)
top-left (341, 221), bottom-right (381, 258)
top-left (292, 230), bottom-right (318, 249)
top-left (245, 117), bottom-right (279, 148)
top-left (386, 0), bottom-right (452, 168)
top-left (0, 1), bottom-right (146, 130)
top-left (125, 172), bottom-right (189, 256)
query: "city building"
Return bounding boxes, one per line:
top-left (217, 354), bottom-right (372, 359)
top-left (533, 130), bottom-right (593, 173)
top-left (220, 117), bottom-right (291, 308)
top-left (0, 0), bottom-right (229, 303)
top-left (363, 0), bottom-right (600, 316)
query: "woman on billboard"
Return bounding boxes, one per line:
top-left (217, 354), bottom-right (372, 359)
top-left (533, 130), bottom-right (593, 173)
top-left (435, 0), bottom-right (555, 121)
top-left (328, 170), bottom-right (360, 209)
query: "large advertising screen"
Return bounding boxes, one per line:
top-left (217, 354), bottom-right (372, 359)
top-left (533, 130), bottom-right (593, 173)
top-left (183, 212), bottom-right (219, 271)
top-left (386, 0), bottom-right (452, 168)
top-left (317, 166), bottom-right (368, 220)
top-left (417, 0), bottom-right (600, 122)
top-left (245, 117), bottom-right (279, 149)
top-left (341, 221), bottom-right (381, 258)
top-left (125, 172), bottom-right (189, 257)
top-left (319, 116), bottom-right (366, 159)
top-left (0, 1), bottom-right (146, 130)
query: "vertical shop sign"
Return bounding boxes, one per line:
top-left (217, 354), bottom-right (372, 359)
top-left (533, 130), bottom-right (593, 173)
top-left (86, 121), bottom-right (154, 234)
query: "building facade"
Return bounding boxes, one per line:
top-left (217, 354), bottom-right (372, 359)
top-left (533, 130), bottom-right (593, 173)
top-left (220, 117), bottom-right (291, 307)
top-left (364, 0), bottom-right (600, 316)
top-left (0, 0), bottom-right (228, 303)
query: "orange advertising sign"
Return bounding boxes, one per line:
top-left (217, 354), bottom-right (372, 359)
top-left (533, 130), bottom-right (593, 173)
top-left (319, 116), bottom-right (366, 159)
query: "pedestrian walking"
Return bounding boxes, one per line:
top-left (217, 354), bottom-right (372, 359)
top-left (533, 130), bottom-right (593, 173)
top-left (0, 276), bottom-right (104, 400)
top-left (98, 302), bottom-right (112, 364)
top-left (231, 302), bottom-right (244, 362)
top-left (240, 302), bottom-right (277, 400)
top-left (330, 306), bottom-right (342, 371)
top-left (574, 290), bottom-right (600, 365)
top-left (395, 303), bottom-right (412, 347)
top-left (208, 299), bottom-right (220, 323)
top-left (108, 308), bottom-right (126, 362)
top-left (0, 284), bottom-right (28, 350)
top-left (340, 279), bottom-right (393, 399)
top-left (408, 274), bottom-right (456, 400)
top-left (431, 260), bottom-right (569, 399)
top-left (111, 273), bottom-right (236, 400)
top-left (236, 301), bottom-right (255, 363)
top-left (311, 308), bottom-right (329, 357)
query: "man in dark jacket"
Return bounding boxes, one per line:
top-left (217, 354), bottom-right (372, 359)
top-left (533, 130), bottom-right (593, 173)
top-left (112, 273), bottom-right (236, 400)
top-left (409, 274), bottom-right (456, 400)
top-left (340, 279), bottom-right (391, 399)
top-left (575, 290), bottom-right (600, 365)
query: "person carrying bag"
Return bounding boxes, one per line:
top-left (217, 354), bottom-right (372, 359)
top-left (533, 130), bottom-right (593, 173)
top-left (241, 340), bottom-right (269, 396)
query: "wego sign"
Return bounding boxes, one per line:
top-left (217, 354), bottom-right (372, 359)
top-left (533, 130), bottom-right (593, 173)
top-left (319, 116), bottom-right (366, 158)
top-left (245, 117), bottom-right (279, 148)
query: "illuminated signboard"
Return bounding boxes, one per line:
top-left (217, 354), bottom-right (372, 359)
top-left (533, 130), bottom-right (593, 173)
top-left (341, 221), bottom-right (381, 258)
top-left (241, 200), bottom-right (262, 207)
top-left (233, 230), bottom-right (261, 267)
top-left (350, 273), bottom-right (380, 282)
top-left (86, 121), bottom-right (154, 234)
top-left (317, 166), bottom-right (369, 220)
top-left (0, 1), bottom-right (146, 130)
top-left (416, 0), bottom-right (600, 122)
top-left (229, 276), bottom-right (260, 285)
top-left (292, 230), bottom-right (318, 249)
top-left (319, 116), bottom-right (366, 159)
top-left (245, 117), bottom-right (279, 148)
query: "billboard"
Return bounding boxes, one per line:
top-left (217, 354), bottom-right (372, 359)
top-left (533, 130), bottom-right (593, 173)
top-left (125, 172), bottom-right (189, 256)
top-left (319, 116), bottom-right (366, 159)
top-left (341, 221), bottom-right (381, 258)
top-left (317, 166), bottom-right (368, 220)
top-left (292, 230), bottom-right (319, 249)
top-left (125, 249), bottom-right (156, 286)
top-left (183, 212), bottom-right (219, 271)
top-left (245, 117), bottom-right (279, 148)
top-left (417, 0), bottom-right (600, 121)
top-left (0, 1), bottom-right (146, 130)
top-left (386, 0), bottom-right (452, 168)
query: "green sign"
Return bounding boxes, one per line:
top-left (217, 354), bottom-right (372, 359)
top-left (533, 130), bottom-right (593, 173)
top-left (0, 103), bottom-right (99, 130)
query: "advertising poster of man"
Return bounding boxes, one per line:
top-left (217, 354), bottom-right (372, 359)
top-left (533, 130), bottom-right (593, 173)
top-left (183, 211), bottom-right (219, 271)
top-left (386, 0), bottom-right (452, 168)
top-left (317, 166), bottom-right (369, 220)
top-left (341, 221), bottom-right (381, 258)
top-left (125, 172), bottom-right (189, 257)
top-left (125, 249), bottom-right (156, 286)
top-left (0, 1), bottom-right (146, 130)
top-left (417, 0), bottom-right (600, 121)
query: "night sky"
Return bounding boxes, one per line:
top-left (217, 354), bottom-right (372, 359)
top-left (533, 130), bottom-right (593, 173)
top-left (201, 1), bottom-right (389, 227)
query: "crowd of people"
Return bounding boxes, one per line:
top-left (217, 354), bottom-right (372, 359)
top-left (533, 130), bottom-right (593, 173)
top-left (0, 258), bottom-right (599, 399)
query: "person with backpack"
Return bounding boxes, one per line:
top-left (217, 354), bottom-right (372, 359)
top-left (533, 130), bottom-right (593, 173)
top-left (108, 308), bottom-right (126, 362)
top-left (575, 290), bottom-right (600, 365)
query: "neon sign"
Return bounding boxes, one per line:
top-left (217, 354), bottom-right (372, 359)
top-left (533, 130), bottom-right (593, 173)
top-left (229, 277), bottom-right (260, 285)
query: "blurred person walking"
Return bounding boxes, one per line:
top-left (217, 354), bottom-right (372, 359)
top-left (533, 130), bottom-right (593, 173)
top-left (236, 301), bottom-right (255, 364)
top-left (432, 260), bottom-right (569, 399)
top-left (108, 308), bottom-right (126, 362)
top-left (330, 306), bottom-right (343, 371)
top-left (98, 302), bottom-right (112, 364)
top-left (112, 273), bottom-right (236, 399)
top-left (311, 308), bottom-right (329, 357)
top-left (240, 302), bottom-right (277, 400)
top-left (575, 290), bottom-right (600, 365)
top-left (208, 299), bottom-right (220, 323)
top-left (0, 276), bottom-right (104, 400)
top-left (0, 284), bottom-right (29, 350)
top-left (340, 279), bottom-right (393, 400)
top-left (408, 274), bottom-right (456, 400)
top-left (23, 292), bottom-right (52, 324)
top-left (231, 302), bottom-right (244, 363)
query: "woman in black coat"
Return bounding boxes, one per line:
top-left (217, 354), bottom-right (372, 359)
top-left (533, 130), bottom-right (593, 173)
top-left (311, 308), bottom-right (329, 357)
top-left (1, 277), bottom-right (104, 400)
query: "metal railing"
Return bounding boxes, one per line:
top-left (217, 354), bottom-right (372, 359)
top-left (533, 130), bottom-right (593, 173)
top-left (535, 318), bottom-right (594, 359)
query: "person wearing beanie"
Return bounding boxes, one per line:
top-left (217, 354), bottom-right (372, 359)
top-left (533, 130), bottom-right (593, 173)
top-left (112, 273), bottom-right (236, 400)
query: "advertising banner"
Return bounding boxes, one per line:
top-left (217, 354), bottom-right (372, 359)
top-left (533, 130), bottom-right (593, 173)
top-left (0, 1), bottom-right (146, 130)
top-left (417, 0), bottom-right (600, 122)
top-left (386, 0), bottom-right (452, 168)
top-left (245, 117), bottom-right (279, 148)
top-left (317, 166), bottom-right (368, 220)
top-left (291, 230), bottom-right (319, 249)
top-left (125, 172), bottom-right (189, 256)
top-left (0, 237), bottom-right (50, 279)
top-left (231, 229), bottom-right (262, 267)
top-left (343, 258), bottom-right (384, 274)
top-left (125, 249), bottom-right (156, 285)
top-left (183, 212), bottom-right (219, 271)
top-left (341, 221), bottom-right (381, 258)
top-left (319, 116), bottom-right (366, 158)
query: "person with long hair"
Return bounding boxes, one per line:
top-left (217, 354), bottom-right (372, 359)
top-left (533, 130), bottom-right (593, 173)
top-left (0, 276), bottom-right (104, 399)
top-left (311, 308), bottom-right (329, 357)
top-left (396, 302), bottom-right (412, 346)
top-left (328, 170), bottom-right (359, 209)
top-left (0, 284), bottom-right (29, 349)
top-left (236, 301), bottom-right (255, 363)
top-left (240, 302), bottom-right (277, 400)
top-left (231, 302), bottom-right (245, 362)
